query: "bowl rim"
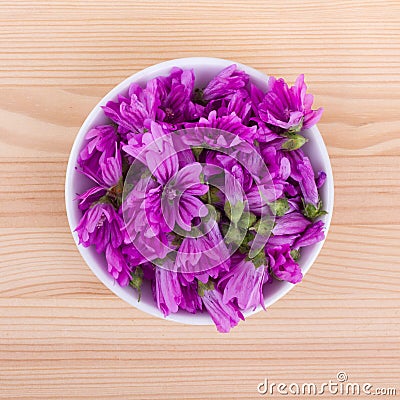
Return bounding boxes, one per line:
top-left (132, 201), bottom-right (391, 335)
top-left (65, 57), bottom-right (334, 326)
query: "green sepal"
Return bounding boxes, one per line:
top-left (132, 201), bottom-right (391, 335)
top-left (224, 225), bottom-right (244, 246)
top-left (200, 186), bottom-right (222, 205)
top-left (303, 199), bottom-right (328, 219)
top-left (246, 249), bottom-right (267, 269)
top-left (107, 177), bottom-right (124, 208)
top-left (91, 195), bottom-right (109, 207)
top-left (237, 231), bottom-right (254, 254)
top-left (197, 279), bottom-right (214, 297)
top-left (224, 201), bottom-right (245, 224)
top-left (269, 198), bottom-right (290, 216)
top-left (290, 249), bottom-right (300, 261)
top-left (237, 211), bottom-right (257, 230)
top-left (285, 119), bottom-right (303, 134)
top-left (193, 88), bottom-right (207, 106)
top-left (130, 267), bottom-right (144, 302)
top-left (192, 146), bottom-right (203, 161)
top-left (171, 233), bottom-right (184, 247)
top-left (251, 216), bottom-right (275, 236)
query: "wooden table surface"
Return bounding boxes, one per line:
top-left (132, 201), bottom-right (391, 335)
top-left (1, 1), bottom-right (400, 399)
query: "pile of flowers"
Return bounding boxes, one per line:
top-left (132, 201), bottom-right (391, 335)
top-left (75, 64), bottom-right (326, 333)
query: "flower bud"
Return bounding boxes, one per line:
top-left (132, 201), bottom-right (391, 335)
top-left (281, 134), bottom-right (307, 151)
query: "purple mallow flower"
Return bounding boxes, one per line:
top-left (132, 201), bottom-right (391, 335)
top-left (102, 91), bottom-right (154, 135)
top-left (74, 65), bottom-right (327, 333)
top-left (161, 163), bottom-right (209, 232)
top-left (176, 219), bottom-right (230, 283)
top-left (298, 156), bottom-right (319, 206)
top-left (226, 89), bottom-right (253, 124)
top-left (267, 244), bottom-right (303, 284)
top-left (258, 74), bottom-right (323, 132)
top-left (75, 202), bottom-right (124, 253)
top-left (205, 151), bottom-right (254, 193)
top-left (202, 64), bottom-right (249, 102)
top-left (124, 121), bottom-right (209, 233)
top-left (179, 277), bottom-right (202, 314)
top-left (78, 125), bottom-right (117, 165)
top-left (99, 144), bottom-right (122, 188)
top-left (316, 171), bottom-right (327, 189)
top-left (220, 256), bottom-right (267, 311)
top-left (293, 220), bottom-right (325, 248)
top-left (272, 212), bottom-right (311, 236)
top-left (76, 186), bottom-right (107, 211)
top-left (78, 125), bottom-right (117, 184)
top-left (103, 67), bottom-right (202, 136)
top-left (204, 88), bottom-right (253, 125)
top-left (122, 177), bottom-right (171, 261)
top-left (200, 286), bottom-right (244, 333)
top-left (157, 67), bottom-right (203, 123)
top-left (153, 264), bottom-right (183, 317)
top-left (186, 110), bottom-right (257, 144)
top-left (105, 244), bottom-right (132, 287)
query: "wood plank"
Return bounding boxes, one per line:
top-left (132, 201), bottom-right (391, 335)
top-left (0, 297), bottom-right (399, 399)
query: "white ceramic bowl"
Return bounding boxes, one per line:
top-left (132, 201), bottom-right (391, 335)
top-left (65, 57), bottom-right (334, 326)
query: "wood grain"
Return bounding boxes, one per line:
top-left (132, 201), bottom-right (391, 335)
top-left (0, 0), bottom-right (399, 399)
